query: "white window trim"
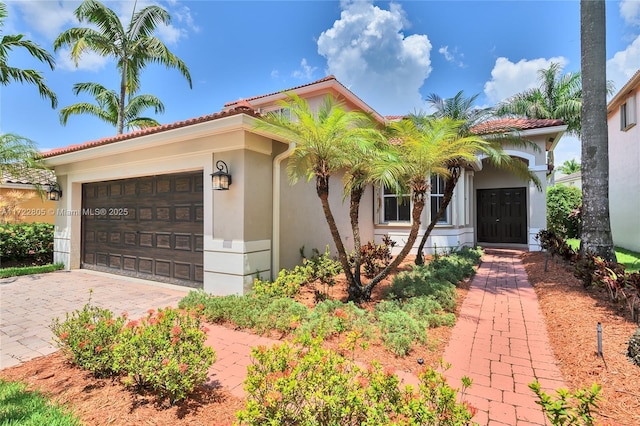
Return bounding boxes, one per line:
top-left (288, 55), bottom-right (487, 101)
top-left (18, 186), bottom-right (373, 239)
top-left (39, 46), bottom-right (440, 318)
top-left (430, 175), bottom-right (451, 225)
top-left (621, 95), bottom-right (637, 131)
top-left (378, 175), bottom-right (451, 226)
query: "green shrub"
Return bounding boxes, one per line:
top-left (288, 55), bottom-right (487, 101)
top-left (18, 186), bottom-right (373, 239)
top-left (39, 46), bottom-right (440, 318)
top-left (375, 301), bottom-right (427, 356)
top-left (0, 262), bottom-right (64, 278)
top-left (530, 380), bottom-right (601, 426)
top-left (297, 300), bottom-right (374, 340)
top-left (50, 300), bottom-right (125, 378)
top-left (113, 307), bottom-right (215, 404)
top-left (236, 340), bottom-right (475, 425)
top-left (386, 267), bottom-right (458, 311)
top-left (252, 263), bottom-right (312, 298)
top-left (0, 222), bottom-right (54, 262)
top-left (547, 185), bottom-right (582, 239)
top-left (402, 296), bottom-right (456, 328)
top-left (252, 297), bottom-right (309, 335)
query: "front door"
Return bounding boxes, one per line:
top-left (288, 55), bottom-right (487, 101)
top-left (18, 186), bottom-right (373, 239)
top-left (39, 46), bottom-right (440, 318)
top-left (477, 188), bottom-right (527, 244)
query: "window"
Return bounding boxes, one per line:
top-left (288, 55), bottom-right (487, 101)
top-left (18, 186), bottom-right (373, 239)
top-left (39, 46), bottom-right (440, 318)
top-left (621, 95), bottom-right (637, 131)
top-left (382, 185), bottom-right (410, 222)
top-left (430, 175), bottom-right (450, 224)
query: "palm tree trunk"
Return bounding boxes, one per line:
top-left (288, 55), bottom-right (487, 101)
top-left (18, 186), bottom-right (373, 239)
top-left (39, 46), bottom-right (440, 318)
top-left (355, 191), bottom-right (426, 301)
top-left (579, 0), bottom-right (616, 262)
top-left (349, 186), bottom-right (364, 290)
top-left (315, 174), bottom-right (358, 292)
top-left (415, 168), bottom-right (461, 265)
top-left (117, 65), bottom-right (127, 134)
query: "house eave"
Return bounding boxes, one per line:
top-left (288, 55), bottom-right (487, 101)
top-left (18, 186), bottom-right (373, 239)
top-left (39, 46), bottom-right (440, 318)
top-left (44, 114), bottom-right (259, 167)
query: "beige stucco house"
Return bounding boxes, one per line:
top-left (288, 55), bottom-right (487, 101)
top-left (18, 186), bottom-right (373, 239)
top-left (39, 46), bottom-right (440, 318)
top-left (0, 169), bottom-right (57, 224)
top-left (608, 69), bottom-right (640, 252)
top-left (43, 76), bottom-right (566, 295)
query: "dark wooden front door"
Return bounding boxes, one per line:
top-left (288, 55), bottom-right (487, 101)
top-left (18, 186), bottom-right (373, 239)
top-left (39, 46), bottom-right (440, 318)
top-left (477, 188), bottom-right (527, 244)
top-left (82, 172), bottom-right (204, 287)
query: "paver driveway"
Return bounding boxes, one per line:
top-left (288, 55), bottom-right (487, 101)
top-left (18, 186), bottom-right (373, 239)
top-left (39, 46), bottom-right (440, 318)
top-left (0, 270), bottom-right (188, 369)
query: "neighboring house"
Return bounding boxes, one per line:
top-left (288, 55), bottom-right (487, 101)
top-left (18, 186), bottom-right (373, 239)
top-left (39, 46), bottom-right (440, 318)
top-left (555, 171), bottom-right (582, 189)
top-left (0, 169), bottom-right (57, 224)
top-left (43, 76), bottom-right (567, 295)
top-left (608, 69), bottom-right (640, 252)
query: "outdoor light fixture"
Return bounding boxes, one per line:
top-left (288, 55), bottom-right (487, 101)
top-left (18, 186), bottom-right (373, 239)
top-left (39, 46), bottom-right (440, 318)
top-left (46, 183), bottom-right (63, 201)
top-left (211, 160), bottom-right (232, 190)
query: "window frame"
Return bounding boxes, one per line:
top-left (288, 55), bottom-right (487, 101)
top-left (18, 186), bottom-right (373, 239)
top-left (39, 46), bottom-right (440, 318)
top-left (381, 185), bottom-right (411, 223)
top-left (430, 175), bottom-right (450, 225)
top-left (620, 95), bottom-right (637, 131)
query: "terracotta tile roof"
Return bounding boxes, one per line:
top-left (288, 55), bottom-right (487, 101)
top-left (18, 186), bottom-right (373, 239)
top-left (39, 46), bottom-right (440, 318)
top-left (223, 75), bottom-right (338, 108)
top-left (42, 107), bottom-right (260, 158)
top-left (385, 115), bottom-right (406, 121)
top-left (1, 167), bottom-right (55, 185)
top-left (470, 118), bottom-right (565, 135)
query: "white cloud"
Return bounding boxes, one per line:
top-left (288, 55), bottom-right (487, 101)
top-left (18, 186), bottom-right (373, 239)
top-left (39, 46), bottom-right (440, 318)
top-left (620, 0), bottom-right (640, 26)
top-left (607, 34), bottom-right (640, 94)
top-left (56, 47), bottom-right (109, 72)
top-left (317, 0), bottom-right (432, 115)
top-left (484, 56), bottom-right (568, 104)
top-left (553, 135), bottom-right (581, 172)
top-left (292, 58), bottom-right (317, 80)
top-left (438, 45), bottom-right (464, 67)
top-left (13, 0), bottom-right (77, 39)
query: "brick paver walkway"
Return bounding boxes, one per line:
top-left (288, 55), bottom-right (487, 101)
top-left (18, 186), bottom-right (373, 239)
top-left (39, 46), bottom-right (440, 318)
top-left (442, 249), bottom-right (565, 425)
top-left (2, 251), bottom-right (565, 424)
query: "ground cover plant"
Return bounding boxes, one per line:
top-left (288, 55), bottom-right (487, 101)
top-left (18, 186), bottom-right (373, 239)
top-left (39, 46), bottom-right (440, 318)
top-left (180, 247), bottom-right (481, 357)
top-left (0, 379), bottom-right (81, 426)
top-left (0, 262), bottom-right (64, 278)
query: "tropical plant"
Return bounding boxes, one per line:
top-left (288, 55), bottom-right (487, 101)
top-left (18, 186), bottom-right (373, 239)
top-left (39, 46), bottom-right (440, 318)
top-left (54, 0), bottom-right (191, 134)
top-left (414, 91), bottom-right (540, 265)
top-left (59, 82), bottom-right (165, 131)
top-left (547, 185), bottom-right (582, 238)
top-left (496, 62), bottom-right (582, 136)
top-left (579, 0), bottom-right (616, 262)
top-left (255, 93), bottom-right (389, 301)
top-left (0, 2), bottom-right (57, 108)
top-left (557, 158), bottom-right (581, 175)
top-left (0, 133), bottom-right (48, 185)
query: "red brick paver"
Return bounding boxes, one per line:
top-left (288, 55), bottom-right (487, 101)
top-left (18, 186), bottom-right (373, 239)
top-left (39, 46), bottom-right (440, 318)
top-left (442, 249), bottom-right (565, 425)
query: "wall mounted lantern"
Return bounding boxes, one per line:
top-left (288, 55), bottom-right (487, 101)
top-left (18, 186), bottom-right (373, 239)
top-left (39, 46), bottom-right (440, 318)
top-left (211, 160), bottom-right (232, 190)
top-left (46, 182), bottom-right (63, 201)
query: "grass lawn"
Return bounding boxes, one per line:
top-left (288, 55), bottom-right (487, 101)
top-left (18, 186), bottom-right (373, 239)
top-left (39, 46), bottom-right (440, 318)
top-left (566, 238), bottom-right (640, 273)
top-left (0, 379), bottom-right (81, 426)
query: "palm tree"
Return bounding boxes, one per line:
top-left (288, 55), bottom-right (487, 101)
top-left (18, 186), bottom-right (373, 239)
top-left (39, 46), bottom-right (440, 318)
top-left (60, 82), bottom-right (165, 131)
top-left (255, 94), bottom-right (386, 296)
top-left (413, 92), bottom-right (540, 264)
top-left (557, 159), bottom-right (581, 175)
top-left (579, 0), bottom-right (616, 262)
top-left (54, 0), bottom-right (191, 134)
top-left (0, 2), bottom-right (57, 108)
top-left (496, 62), bottom-right (582, 136)
top-left (0, 133), bottom-right (46, 181)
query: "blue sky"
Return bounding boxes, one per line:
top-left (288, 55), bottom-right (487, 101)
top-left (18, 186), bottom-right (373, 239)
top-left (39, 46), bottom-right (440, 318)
top-left (2, 0), bottom-right (639, 168)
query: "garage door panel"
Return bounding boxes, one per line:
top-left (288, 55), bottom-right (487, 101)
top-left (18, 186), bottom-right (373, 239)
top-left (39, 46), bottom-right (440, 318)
top-left (82, 172), bottom-right (204, 287)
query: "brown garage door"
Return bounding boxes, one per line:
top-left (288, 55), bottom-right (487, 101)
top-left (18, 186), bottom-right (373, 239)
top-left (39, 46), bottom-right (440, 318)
top-left (82, 171), bottom-right (204, 287)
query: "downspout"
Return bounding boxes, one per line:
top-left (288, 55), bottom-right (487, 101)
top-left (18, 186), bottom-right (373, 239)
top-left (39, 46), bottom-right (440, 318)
top-left (272, 142), bottom-right (296, 280)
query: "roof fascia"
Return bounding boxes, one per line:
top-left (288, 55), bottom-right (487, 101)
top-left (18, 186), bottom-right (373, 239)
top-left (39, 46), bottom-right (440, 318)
top-left (607, 70), bottom-right (640, 114)
top-left (44, 114), bottom-right (257, 167)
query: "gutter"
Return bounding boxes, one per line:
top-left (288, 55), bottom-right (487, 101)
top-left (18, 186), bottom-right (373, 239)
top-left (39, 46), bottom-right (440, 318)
top-left (272, 142), bottom-right (296, 279)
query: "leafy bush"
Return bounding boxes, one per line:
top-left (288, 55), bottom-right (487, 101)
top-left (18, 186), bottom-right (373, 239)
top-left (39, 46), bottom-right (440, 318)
top-left (530, 380), bottom-right (601, 426)
top-left (113, 307), bottom-right (215, 404)
top-left (547, 185), bottom-right (582, 239)
top-left (296, 299), bottom-right (374, 340)
top-left (236, 340), bottom-right (475, 425)
top-left (50, 300), bottom-right (125, 378)
top-left (0, 222), bottom-right (54, 262)
top-left (402, 296), bottom-right (456, 328)
top-left (386, 267), bottom-right (458, 311)
top-left (252, 263), bottom-right (312, 298)
top-left (358, 235), bottom-right (396, 278)
top-left (305, 246), bottom-right (343, 300)
top-left (375, 301), bottom-right (427, 356)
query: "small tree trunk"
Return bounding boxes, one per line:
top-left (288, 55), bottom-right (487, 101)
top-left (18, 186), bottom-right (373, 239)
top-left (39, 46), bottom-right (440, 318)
top-left (315, 175), bottom-right (358, 292)
top-left (415, 169), bottom-right (461, 265)
top-left (349, 186), bottom-right (365, 292)
top-left (117, 65), bottom-right (127, 135)
top-left (353, 190), bottom-right (426, 302)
